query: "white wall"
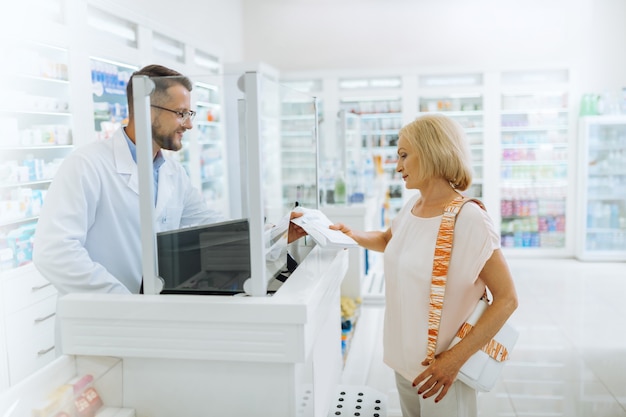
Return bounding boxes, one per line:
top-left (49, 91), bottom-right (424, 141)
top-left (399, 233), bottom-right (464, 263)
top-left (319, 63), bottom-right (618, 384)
top-left (1, 0), bottom-right (245, 64)
top-left (581, 0), bottom-right (626, 92)
top-left (241, 0), bottom-right (626, 92)
top-left (101, 0), bottom-right (245, 63)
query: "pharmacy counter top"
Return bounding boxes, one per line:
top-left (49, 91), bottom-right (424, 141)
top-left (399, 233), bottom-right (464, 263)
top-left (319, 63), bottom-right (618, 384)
top-left (51, 245), bottom-right (348, 417)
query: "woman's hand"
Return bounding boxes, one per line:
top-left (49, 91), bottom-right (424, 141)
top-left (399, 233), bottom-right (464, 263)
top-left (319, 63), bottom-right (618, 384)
top-left (329, 223), bottom-right (391, 253)
top-left (329, 222), bottom-right (353, 237)
top-left (412, 350), bottom-right (465, 403)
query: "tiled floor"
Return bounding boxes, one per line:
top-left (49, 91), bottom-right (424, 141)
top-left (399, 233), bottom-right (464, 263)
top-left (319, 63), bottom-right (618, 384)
top-left (341, 258), bottom-right (626, 417)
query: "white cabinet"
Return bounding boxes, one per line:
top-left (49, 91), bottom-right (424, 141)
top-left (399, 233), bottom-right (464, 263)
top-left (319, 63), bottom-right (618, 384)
top-left (0, 354), bottom-right (131, 417)
top-left (0, 39), bottom-right (66, 387)
top-left (55, 246), bottom-right (347, 417)
top-left (576, 116), bottom-right (626, 260)
top-left (1, 264), bottom-right (57, 386)
top-left (5, 295), bottom-right (56, 384)
top-left (0, 246), bottom-right (349, 417)
top-left (0, 308), bottom-right (6, 392)
top-left (0, 11), bottom-right (70, 396)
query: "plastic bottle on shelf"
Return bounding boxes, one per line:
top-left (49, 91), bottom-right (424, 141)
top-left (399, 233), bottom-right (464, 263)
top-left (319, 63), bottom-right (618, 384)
top-left (363, 157), bottom-right (375, 197)
top-left (320, 164), bottom-right (335, 205)
top-left (334, 171), bottom-right (347, 205)
top-left (347, 160), bottom-right (364, 203)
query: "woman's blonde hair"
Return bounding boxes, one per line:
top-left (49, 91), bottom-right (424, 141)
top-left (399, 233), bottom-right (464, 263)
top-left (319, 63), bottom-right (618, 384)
top-left (399, 113), bottom-right (473, 191)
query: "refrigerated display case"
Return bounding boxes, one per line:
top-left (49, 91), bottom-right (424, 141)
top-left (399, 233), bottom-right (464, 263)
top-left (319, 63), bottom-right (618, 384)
top-left (498, 70), bottom-right (571, 252)
top-left (576, 116), bottom-right (626, 261)
top-left (417, 73), bottom-right (485, 198)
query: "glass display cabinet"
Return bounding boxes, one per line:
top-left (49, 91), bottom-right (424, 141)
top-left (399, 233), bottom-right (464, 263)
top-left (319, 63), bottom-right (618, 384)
top-left (577, 115), bottom-right (626, 261)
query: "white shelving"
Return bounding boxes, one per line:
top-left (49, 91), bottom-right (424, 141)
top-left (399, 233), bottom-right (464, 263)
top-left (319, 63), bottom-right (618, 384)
top-left (283, 68), bottom-right (576, 258)
top-left (0, 40), bottom-right (74, 272)
top-left (0, 0), bottom-right (226, 393)
top-left (499, 69), bottom-right (571, 255)
top-left (337, 76), bottom-right (404, 224)
top-left (279, 90), bottom-right (319, 209)
top-left (90, 57), bottom-right (137, 141)
top-left (188, 81), bottom-right (230, 215)
top-left (0, 264), bottom-right (58, 387)
top-left (416, 72), bottom-right (486, 199)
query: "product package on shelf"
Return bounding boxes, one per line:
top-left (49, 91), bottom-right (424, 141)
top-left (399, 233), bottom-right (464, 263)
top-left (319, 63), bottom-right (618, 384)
top-left (340, 295), bottom-right (362, 362)
top-left (32, 374), bottom-right (103, 417)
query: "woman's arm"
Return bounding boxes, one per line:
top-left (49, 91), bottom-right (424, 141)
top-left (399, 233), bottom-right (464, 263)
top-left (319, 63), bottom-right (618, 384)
top-left (412, 248), bottom-right (518, 402)
top-left (329, 223), bottom-right (392, 253)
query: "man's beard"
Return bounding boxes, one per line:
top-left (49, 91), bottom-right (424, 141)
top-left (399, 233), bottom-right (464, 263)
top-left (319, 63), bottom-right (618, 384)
top-left (151, 124), bottom-right (183, 151)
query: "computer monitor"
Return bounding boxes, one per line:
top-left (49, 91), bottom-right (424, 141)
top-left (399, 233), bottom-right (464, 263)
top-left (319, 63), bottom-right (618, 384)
top-left (157, 219), bottom-right (252, 295)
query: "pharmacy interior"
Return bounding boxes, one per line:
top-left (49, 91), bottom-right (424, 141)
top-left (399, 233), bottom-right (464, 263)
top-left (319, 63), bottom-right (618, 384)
top-left (1, 0), bottom-right (626, 416)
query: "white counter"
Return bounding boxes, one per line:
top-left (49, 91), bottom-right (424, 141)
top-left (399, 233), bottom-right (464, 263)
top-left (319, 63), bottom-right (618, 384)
top-left (44, 246), bottom-right (348, 417)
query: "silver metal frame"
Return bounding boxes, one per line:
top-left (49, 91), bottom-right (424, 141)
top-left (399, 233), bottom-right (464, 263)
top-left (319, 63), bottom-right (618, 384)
top-left (132, 75), bottom-right (160, 295)
top-left (240, 72), bottom-right (268, 296)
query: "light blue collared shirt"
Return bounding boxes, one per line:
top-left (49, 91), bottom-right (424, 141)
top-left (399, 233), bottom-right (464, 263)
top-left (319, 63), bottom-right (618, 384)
top-left (122, 129), bottom-right (165, 205)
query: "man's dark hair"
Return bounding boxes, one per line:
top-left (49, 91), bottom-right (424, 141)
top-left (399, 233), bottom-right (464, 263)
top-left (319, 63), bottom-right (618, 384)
top-left (126, 64), bottom-right (193, 117)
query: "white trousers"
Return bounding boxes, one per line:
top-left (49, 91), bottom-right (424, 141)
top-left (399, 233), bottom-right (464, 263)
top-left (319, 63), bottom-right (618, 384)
top-left (395, 372), bottom-right (477, 417)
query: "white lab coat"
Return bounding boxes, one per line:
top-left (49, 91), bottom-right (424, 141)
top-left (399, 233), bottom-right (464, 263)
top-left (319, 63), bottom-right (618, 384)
top-left (33, 129), bottom-right (223, 295)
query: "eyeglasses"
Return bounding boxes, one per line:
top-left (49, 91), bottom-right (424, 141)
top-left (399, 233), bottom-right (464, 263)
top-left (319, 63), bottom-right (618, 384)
top-left (150, 105), bottom-right (197, 123)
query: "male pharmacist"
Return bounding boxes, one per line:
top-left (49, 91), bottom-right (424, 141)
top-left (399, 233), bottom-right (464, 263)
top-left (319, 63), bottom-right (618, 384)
top-left (33, 64), bottom-right (305, 296)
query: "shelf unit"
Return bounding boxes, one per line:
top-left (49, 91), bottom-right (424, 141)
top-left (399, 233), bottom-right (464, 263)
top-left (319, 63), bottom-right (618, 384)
top-left (0, 0), bottom-right (227, 392)
top-left (0, 40), bottom-right (74, 272)
top-left (0, 42), bottom-right (65, 382)
top-left (416, 72), bottom-right (486, 199)
top-left (282, 67), bottom-right (577, 260)
top-left (280, 78), bottom-right (324, 209)
top-left (189, 80), bottom-right (230, 215)
top-left (499, 69), bottom-right (572, 254)
top-left (338, 110), bottom-right (373, 205)
top-left (279, 87), bottom-right (319, 209)
top-left (90, 57), bottom-right (137, 141)
top-left (337, 76), bottom-right (404, 223)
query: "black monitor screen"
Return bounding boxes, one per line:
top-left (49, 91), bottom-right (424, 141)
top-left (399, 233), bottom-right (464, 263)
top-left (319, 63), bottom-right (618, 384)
top-left (156, 219), bottom-right (251, 295)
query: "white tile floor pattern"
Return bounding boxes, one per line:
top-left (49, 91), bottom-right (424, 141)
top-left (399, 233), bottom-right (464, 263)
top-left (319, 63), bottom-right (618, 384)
top-left (340, 258), bottom-right (626, 417)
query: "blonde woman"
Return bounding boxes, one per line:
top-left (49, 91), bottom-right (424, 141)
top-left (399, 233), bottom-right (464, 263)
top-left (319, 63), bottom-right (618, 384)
top-left (331, 114), bottom-right (518, 417)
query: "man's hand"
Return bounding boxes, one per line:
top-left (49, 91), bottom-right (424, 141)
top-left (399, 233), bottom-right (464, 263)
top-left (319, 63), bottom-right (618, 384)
top-left (288, 211), bottom-right (307, 243)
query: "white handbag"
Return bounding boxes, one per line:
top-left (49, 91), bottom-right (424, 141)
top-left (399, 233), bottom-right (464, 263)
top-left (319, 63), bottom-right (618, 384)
top-left (447, 297), bottom-right (519, 391)
top-left (426, 196), bottom-right (519, 392)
